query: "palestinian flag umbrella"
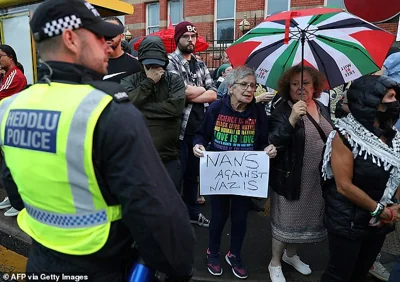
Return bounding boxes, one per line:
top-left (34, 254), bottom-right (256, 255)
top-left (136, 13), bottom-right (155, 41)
top-left (226, 7), bottom-right (396, 91)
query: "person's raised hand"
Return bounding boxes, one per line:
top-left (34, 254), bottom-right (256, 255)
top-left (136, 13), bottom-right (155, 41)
top-left (289, 100), bottom-right (307, 125)
top-left (144, 65), bottom-right (165, 84)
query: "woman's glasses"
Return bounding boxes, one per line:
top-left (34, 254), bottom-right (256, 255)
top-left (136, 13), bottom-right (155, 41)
top-left (234, 82), bottom-right (257, 90)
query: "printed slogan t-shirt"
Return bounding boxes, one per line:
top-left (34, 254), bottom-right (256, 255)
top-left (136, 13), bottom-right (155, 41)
top-left (213, 114), bottom-right (256, 151)
top-left (193, 95), bottom-right (269, 152)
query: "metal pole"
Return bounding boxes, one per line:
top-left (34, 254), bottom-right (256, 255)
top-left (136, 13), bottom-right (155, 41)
top-left (300, 30), bottom-right (306, 100)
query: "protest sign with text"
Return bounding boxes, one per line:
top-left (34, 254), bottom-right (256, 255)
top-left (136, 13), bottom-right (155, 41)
top-left (200, 151), bottom-right (269, 198)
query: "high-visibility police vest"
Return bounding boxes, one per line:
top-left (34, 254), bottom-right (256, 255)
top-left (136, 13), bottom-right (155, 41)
top-left (0, 82), bottom-right (122, 255)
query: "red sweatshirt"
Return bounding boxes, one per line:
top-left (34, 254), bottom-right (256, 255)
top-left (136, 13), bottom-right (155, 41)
top-left (0, 66), bottom-right (27, 100)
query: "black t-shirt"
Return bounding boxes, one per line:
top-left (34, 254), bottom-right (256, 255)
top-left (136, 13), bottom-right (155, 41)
top-left (104, 52), bottom-right (141, 83)
top-left (185, 57), bottom-right (205, 136)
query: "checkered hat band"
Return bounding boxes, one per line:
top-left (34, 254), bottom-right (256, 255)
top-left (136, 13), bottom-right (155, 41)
top-left (43, 15), bottom-right (83, 38)
top-left (25, 202), bottom-right (108, 228)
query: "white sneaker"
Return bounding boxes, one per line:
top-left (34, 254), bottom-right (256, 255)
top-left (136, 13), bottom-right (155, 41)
top-left (369, 261), bottom-right (390, 281)
top-left (190, 213), bottom-right (210, 227)
top-left (0, 197), bottom-right (11, 209)
top-left (4, 207), bottom-right (19, 217)
top-left (268, 263), bottom-right (286, 282)
top-left (282, 250), bottom-right (312, 275)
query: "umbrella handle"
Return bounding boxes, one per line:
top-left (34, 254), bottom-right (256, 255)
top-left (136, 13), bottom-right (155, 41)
top-left (300, 31), bottom-right (306, 101)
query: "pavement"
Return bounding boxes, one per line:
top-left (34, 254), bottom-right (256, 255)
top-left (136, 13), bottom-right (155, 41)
top-left (0, 188), bottom-right (398, 282)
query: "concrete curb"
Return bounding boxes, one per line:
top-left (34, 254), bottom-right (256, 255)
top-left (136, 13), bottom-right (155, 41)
top-left (0, 189), bottom-right (31, 257)
top-left (191, 269), bottom-right (325, 282)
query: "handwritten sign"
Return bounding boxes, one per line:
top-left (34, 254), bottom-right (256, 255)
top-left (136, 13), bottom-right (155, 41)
top-left (200, 151), bottom-right (269, 198)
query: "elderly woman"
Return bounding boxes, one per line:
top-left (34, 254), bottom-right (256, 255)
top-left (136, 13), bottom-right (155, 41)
top-left (268, 65), bottom-right (332, 282)
top-left (321, 75), bottom-right (400, 282)
top-left (193, 66), bottom-right (277, 279)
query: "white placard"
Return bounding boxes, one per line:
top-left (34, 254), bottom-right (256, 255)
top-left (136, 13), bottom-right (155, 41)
top-left (200, 151), bottom-right (270, 198)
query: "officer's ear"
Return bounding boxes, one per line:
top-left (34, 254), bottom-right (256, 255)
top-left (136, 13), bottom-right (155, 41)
top-left (61, 29), bottom-right (80, 56)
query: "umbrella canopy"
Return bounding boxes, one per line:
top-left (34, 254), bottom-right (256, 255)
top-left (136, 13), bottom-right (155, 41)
top-left (226, 7), bottom-right (396, 90)
top-left (134, 24), bottom-right (209, 54)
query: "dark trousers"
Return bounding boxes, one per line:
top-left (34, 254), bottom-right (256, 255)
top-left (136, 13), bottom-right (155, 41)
top-left (389, 256), bottom-right (400, 282)
top-left (208, 195), bottom-right (250, 257)
top-left (26, 242), bottom-right (128, 282)
top-left (163, 159), bottom-right (181, 192)
top-left (180, 136), bottom-right (200, 219)
top-left (321, 232), bottom-right (386, 282)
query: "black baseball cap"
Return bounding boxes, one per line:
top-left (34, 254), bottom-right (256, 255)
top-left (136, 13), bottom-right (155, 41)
top-left (142, 59), bottom-right (166, 67)
top-left (30, 0), bottom-right (124, 42)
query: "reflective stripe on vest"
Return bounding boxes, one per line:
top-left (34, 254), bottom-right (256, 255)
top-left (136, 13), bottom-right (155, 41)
top-left (24, 202), bottom-right (107, 228)
top-left (19, 89), bottom-right (110, 228)
top-left (0, 83), bottom-right (122, 255)
top-left (66, 89), bottom-right (107, 214)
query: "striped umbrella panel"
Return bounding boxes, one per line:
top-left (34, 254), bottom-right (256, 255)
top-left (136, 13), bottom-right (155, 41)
top-left (227, 10), bottom-right (395, 90)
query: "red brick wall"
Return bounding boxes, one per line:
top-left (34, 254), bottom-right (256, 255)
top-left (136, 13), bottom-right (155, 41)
top-left (126, 3), bottom-right (144, 25)
top-left (186, 0), bottom-right (214, 17)
top-left (160, 0), bottom-right (168, 26)
top-left (126, 2), bottom-right (146, 37)
top-left (291, 0), bottom-right (324, 8)
top-left (236, 0), bottom-right (264, 12)
top-left (377, 22), bottom-right (398, 36)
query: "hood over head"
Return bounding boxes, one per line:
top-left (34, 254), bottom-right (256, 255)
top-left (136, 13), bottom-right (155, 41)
top-left (138, 36), bottom-right (169, 68)
top-left (347, 75), bottom-right (400, 136)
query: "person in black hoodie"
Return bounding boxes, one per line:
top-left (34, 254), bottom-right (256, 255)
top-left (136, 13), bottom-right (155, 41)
top-left (193, 66), bottom-right (277, 279)
top-left (121, 36), bottom-right (186, 191)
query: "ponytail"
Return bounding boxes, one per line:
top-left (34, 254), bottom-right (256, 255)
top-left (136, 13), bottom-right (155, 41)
top-left (16, 62), bottom-right (24, 74)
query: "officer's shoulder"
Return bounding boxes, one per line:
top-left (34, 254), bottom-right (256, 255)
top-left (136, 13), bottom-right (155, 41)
top-left (88, 80), bottom-right (130, 103)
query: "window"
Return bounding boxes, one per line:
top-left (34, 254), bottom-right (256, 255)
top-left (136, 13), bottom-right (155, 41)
top-left (265, 0), bottom-right (290, 16)
top-left (215, 0), bottom-right (235, 43)
top-left (168, 0), bottom-right (183, 26)
top-left (147, 3), bottom-right (160, 34)
top-left (324, 0), bottom-right (345, 8)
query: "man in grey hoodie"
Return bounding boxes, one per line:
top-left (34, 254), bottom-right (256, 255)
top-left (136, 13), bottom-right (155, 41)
top-left (121, 36), bottom-right (186, 191)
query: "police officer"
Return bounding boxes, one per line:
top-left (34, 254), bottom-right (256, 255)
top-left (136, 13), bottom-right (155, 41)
top-left (0, 0), bottom-right (195, 281)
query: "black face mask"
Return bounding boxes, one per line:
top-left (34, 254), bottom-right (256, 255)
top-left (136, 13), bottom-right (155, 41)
top-left (376, 100), bottom-right (400, 133)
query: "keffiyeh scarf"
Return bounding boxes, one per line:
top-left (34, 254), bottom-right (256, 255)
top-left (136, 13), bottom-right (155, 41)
top-left (322, 113), bottom-right (400, 205)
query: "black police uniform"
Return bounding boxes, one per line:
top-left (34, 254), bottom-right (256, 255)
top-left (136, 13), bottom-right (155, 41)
top-left (3, 62), bottom-right (195, 282)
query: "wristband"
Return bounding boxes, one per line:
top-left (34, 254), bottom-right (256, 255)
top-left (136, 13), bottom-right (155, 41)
top-left (383, 208), bottom-right (395, 223)
top-left (370, 202), bottom-right (384, 217)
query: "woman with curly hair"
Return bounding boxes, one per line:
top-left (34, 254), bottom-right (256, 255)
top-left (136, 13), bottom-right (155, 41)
top-left (268, 65), bottom-right (332, 282)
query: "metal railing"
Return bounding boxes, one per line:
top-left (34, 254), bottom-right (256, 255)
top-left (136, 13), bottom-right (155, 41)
top-left (195, 37), bottom-right (233, 72)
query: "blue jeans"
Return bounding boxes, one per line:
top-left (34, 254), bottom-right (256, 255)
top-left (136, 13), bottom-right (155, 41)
top-left (180, 136), bottom-right (200, 219)
top-left (208, 195), bottom-right (250, 257)
top-left (389, 256), bottom-right (400, 282)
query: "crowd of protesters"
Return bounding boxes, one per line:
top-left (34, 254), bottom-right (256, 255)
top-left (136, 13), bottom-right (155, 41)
top-left (1, 14), bottom-right (400, 282)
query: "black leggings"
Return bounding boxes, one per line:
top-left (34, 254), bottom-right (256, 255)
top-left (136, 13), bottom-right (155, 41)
top-left (208, 195), bottom-right (250, 257)
top-left (321, 232), bottom-right (386, 282)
